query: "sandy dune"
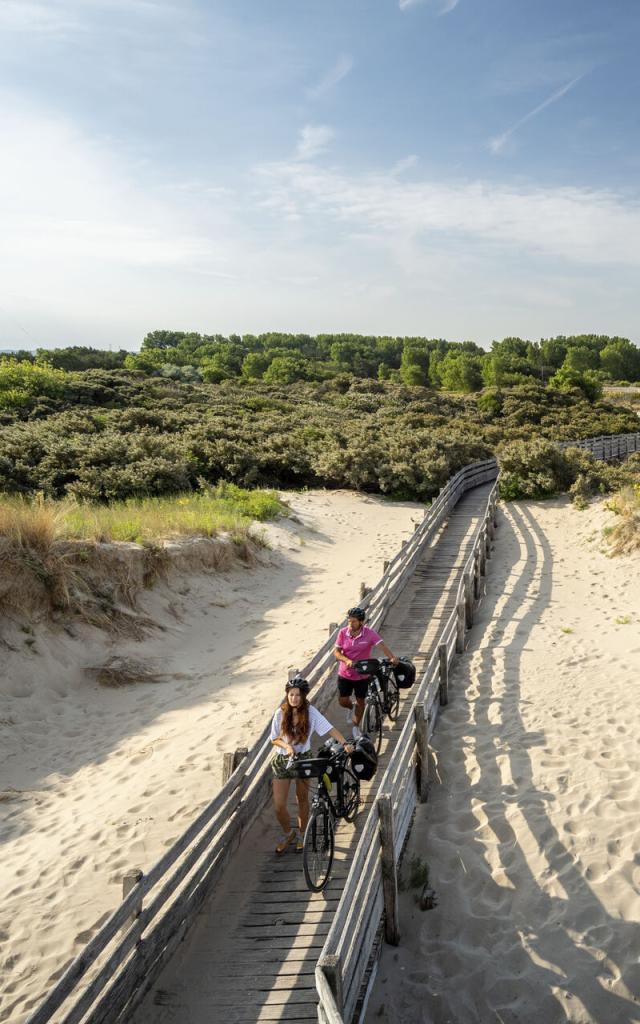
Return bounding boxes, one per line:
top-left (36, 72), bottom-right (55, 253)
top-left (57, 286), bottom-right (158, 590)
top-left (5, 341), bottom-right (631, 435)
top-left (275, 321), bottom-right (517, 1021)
top-left (0, 490), bottom-right (422, 1024)
top-left (367, 497), bottom-right (640, 1024)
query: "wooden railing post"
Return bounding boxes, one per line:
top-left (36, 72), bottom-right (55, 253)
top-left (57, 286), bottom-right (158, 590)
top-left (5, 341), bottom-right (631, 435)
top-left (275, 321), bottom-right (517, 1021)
top-left (222, 747), bottom-right (248, 785)
top-left (454, 585), bottom-right (464, 647)
top-left (438, 643), bottom-right (449, 706)
top-left (318, 954), bottom-right (344, 1017)
top-left (479, 528), bottom-right (487, 577)
top-left (485, 519), bottom-right (492, 558)
top-left (414, 703), bottom-right (432, 802)
top-left (329, 621), bottom-right (338, 635)
top-left (122, 869), bottom-right (143, 930)
top-left (378, 795), bottom-right (400, 945)
top-left (383, 560), bottom-right (389, 572)
top-left (473, 550), bottom-right (482, 599)
top-left (464, 572), bottom-right (473, 630)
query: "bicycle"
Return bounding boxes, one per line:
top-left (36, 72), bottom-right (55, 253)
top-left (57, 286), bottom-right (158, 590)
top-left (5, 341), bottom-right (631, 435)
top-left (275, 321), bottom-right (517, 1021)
top-left (287, 740), bottom-right (360, 892)
top-left (353, 657), bottom-right (400, 754)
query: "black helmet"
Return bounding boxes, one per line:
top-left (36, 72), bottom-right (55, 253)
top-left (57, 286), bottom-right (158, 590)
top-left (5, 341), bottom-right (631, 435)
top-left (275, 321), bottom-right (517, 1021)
top-left (347, 607), bottom-right (366, 621)
top-left (286, 674), bottom-right (310, 694)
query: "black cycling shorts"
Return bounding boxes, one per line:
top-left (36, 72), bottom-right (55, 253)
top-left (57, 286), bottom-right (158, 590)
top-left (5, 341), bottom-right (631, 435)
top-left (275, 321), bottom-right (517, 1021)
top-left (338, 675), bottom-right (370, 700)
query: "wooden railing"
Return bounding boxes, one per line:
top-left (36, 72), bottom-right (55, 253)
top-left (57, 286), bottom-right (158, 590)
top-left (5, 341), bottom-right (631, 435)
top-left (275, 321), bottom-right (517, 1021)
top-left (316, 479), bottom-right (499, 1024)
top-left (560, 432), bottom-right (640, 460)
top-left (315, 428), bottom-right (640, 1024)
top-left (25, 459), bottom-right (497, 1024)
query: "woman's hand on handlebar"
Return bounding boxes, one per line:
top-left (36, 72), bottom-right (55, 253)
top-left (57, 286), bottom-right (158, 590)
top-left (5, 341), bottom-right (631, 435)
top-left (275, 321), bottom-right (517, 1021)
top-left (344, 741), bottom-right (355, 754)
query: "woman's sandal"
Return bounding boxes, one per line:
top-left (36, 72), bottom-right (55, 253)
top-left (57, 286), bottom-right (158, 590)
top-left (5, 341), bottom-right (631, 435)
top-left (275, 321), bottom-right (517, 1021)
top-left (296, 836), bottom-right (304, 853)
top-left (275, 829), bottom-right (296, 855)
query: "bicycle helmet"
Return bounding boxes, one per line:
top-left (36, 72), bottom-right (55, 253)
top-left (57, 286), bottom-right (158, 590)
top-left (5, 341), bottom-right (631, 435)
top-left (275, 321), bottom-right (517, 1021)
top-left (347, 607), bottom-right (366, 621)
top-left (285, 674), bottom-right (310, 694)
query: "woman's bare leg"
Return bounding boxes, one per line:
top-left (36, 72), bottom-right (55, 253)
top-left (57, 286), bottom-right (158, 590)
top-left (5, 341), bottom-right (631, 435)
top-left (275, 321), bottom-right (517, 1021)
top-left (295, 779), bottom-right (310, 833)
top-left (272, 778), bottom-right (294, 834)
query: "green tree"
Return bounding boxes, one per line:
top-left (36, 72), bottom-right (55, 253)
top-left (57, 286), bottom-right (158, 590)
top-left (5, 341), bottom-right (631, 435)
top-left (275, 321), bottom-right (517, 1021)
top-left (549, 366), bottom-right (603, 402)
top-left (599, 338), bottom-right (640, 381)
top-left (438, 353), bottom-right (483, 392)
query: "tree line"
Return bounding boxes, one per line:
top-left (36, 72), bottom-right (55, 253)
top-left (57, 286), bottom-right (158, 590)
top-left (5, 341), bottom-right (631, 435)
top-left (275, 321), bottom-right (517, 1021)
top-left (2, 332), bottom-right (640, 398)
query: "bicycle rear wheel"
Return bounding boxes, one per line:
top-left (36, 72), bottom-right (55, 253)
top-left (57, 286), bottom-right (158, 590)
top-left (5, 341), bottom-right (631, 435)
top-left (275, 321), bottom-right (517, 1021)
top-left (302, 804), bottom-right (334, 891)
top-left (341, 767), bottom-right (360, 823)
top-left (386, 678), bottom-right (400, 722)
top-left (363, 697), bottom-right (383, 754)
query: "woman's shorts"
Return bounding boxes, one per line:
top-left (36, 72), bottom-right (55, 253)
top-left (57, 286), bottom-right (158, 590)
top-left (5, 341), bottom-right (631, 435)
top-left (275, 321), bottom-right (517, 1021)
top-left (271, 751), bottom-right (311, 780)
top-left (338, 675), bottom-right (370, 700)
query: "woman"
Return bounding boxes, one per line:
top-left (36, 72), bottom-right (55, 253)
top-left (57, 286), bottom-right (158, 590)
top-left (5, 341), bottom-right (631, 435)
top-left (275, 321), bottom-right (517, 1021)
top-left (334, 606), bottom-right (398, 735)
top-left (271, 675), bottom-right (353, 854)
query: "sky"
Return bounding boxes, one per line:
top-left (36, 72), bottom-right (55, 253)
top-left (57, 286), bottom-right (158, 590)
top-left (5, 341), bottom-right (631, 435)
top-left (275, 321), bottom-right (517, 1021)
top-left (1, 0), bottom-right (639, 351)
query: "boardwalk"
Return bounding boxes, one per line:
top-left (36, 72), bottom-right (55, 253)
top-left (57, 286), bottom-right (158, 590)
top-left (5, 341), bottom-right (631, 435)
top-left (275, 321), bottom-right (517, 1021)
top-left (131, 481), bottom-right (494, 1024)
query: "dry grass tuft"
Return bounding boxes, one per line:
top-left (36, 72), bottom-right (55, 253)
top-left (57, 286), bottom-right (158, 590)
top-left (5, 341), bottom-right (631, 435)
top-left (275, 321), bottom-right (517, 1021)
top-left (605, 484), bottom-right (640, 555)
top-left (89, 656), bottom-right (165, 688)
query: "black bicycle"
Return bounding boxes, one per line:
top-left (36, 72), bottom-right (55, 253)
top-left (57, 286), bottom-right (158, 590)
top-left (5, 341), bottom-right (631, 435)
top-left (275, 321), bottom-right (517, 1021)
top-left (353, 657), bottom-right (400, 754)
top-left (288, 740), bottom-right (360, 891)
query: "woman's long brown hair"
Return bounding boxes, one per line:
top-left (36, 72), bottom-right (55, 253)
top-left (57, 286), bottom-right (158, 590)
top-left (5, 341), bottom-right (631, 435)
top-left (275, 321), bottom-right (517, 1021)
top-left (280, 693), bottom-right (311, 746)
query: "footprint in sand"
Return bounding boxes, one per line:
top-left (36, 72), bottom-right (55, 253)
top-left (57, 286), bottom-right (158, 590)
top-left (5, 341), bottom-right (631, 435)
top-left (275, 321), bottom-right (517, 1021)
top-left (128, 746), bottom-right (154, 765)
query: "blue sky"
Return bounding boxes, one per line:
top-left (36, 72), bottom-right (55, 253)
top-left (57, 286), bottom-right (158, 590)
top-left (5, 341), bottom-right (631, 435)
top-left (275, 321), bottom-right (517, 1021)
top-left (1, 0), bottom-right (639, 350)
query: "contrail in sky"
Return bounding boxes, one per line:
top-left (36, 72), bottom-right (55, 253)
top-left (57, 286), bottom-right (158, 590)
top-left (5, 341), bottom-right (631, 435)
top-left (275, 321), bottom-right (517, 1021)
top-left (489, 73), bottom-right (585, 154)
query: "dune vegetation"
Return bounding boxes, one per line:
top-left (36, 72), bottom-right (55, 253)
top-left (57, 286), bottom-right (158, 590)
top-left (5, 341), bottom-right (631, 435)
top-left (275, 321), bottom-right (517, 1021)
top-left (604, 482), bottom-right (640, 554)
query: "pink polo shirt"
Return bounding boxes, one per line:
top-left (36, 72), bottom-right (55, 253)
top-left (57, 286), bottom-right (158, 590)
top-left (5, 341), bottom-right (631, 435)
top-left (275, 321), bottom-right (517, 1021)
top-left (336, 625), bottom-right (383, 681)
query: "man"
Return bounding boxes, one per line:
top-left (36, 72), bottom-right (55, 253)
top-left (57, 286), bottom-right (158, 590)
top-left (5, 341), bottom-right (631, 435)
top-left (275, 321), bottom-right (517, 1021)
top-left (334, 607), bottom-right (398, 737)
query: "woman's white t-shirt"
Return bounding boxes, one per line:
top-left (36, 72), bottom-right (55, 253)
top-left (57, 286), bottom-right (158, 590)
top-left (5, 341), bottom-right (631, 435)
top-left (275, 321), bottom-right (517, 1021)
top-left (270, 704), bottom-right (333, 754)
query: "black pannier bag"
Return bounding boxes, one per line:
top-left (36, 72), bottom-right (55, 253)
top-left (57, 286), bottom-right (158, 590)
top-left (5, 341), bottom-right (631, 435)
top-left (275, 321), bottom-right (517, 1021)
top-left (290, 757), bottom-right (331, 779)
top-left (353, 658), bottom-right (380, 676)
top-left (393, 657), bottom-right (416, 689)
top-left (349, 736), bottom-right (378, 781)
top-left (316, 740), bottom-right (340, 782)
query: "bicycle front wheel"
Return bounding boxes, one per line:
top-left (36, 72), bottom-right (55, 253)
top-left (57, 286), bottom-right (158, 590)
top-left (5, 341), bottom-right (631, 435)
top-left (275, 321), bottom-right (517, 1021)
top-left (341, 767), bottom-right (360, 823)
top-left (363, 697), bottom-right (383, 754)
top-left (386, 678), bottom-right (400, 722)
top-left (302, 805), bottom-right (334, 892)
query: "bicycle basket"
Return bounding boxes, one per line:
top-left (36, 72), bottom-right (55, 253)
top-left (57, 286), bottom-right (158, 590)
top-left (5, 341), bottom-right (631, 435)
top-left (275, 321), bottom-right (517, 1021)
top-left (349, 736), bottom-right (378, 781)
top-left (353, 658), bottom-right (381, 675)
top-left (393, 657), bottom-right (416, 689)
top-left (289, 757), bottom-right (330, 779)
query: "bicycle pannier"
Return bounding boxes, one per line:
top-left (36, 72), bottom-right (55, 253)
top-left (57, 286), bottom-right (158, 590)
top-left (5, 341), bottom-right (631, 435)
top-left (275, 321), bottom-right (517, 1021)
top-left (349, 736), bottom-right (378, 781)
top-left (393, 657), bottom-right (416, 689)
top-left (353, 658), bottom-right (380, 675)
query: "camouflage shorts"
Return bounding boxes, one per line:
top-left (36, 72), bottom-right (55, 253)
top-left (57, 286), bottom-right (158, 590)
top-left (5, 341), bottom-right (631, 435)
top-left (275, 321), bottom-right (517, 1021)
top-left (271, 751), bottom-right (311, 780)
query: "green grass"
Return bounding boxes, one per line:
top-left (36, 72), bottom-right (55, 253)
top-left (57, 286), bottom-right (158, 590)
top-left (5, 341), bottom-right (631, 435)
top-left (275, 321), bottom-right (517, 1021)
top-left (0, 483), bottom-right (286, 545)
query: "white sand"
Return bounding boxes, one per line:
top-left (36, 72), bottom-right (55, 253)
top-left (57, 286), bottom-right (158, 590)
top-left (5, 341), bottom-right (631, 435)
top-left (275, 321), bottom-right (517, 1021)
top-left (367, 497), bottom-right (640, 1024)
top-left (0, 490), bottom-right (422, 1024)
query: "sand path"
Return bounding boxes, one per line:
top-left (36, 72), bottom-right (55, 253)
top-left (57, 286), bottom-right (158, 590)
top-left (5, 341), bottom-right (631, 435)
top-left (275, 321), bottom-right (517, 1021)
top-left (0, 490), bottom-right (422, 1024)
top-left (367, 497), bottom-right (640, 1024)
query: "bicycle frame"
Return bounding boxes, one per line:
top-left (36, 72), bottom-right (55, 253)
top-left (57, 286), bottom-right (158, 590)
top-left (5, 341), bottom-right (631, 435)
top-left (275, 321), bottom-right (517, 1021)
top-left (311, 756), bottom-right (350, 820)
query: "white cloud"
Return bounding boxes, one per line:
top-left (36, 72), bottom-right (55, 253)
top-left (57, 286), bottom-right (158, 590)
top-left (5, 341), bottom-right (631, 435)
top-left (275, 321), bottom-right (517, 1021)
top-left (294, 123), bottom-right (334, 161)
top-left (399, 0), bottom-right (460, 14)
top-left (254, 158), bottom-right (640, 269)
top-left (1, 95), bottom-right (638, 350)
top-left (0, 0), bottom-right (181, 34)
top-left (391, 155), bottom-right (418, 175)
top-left (489, 74), bottom-right (585, 154)
top-left (307, 54), bottom-right (354, 99)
